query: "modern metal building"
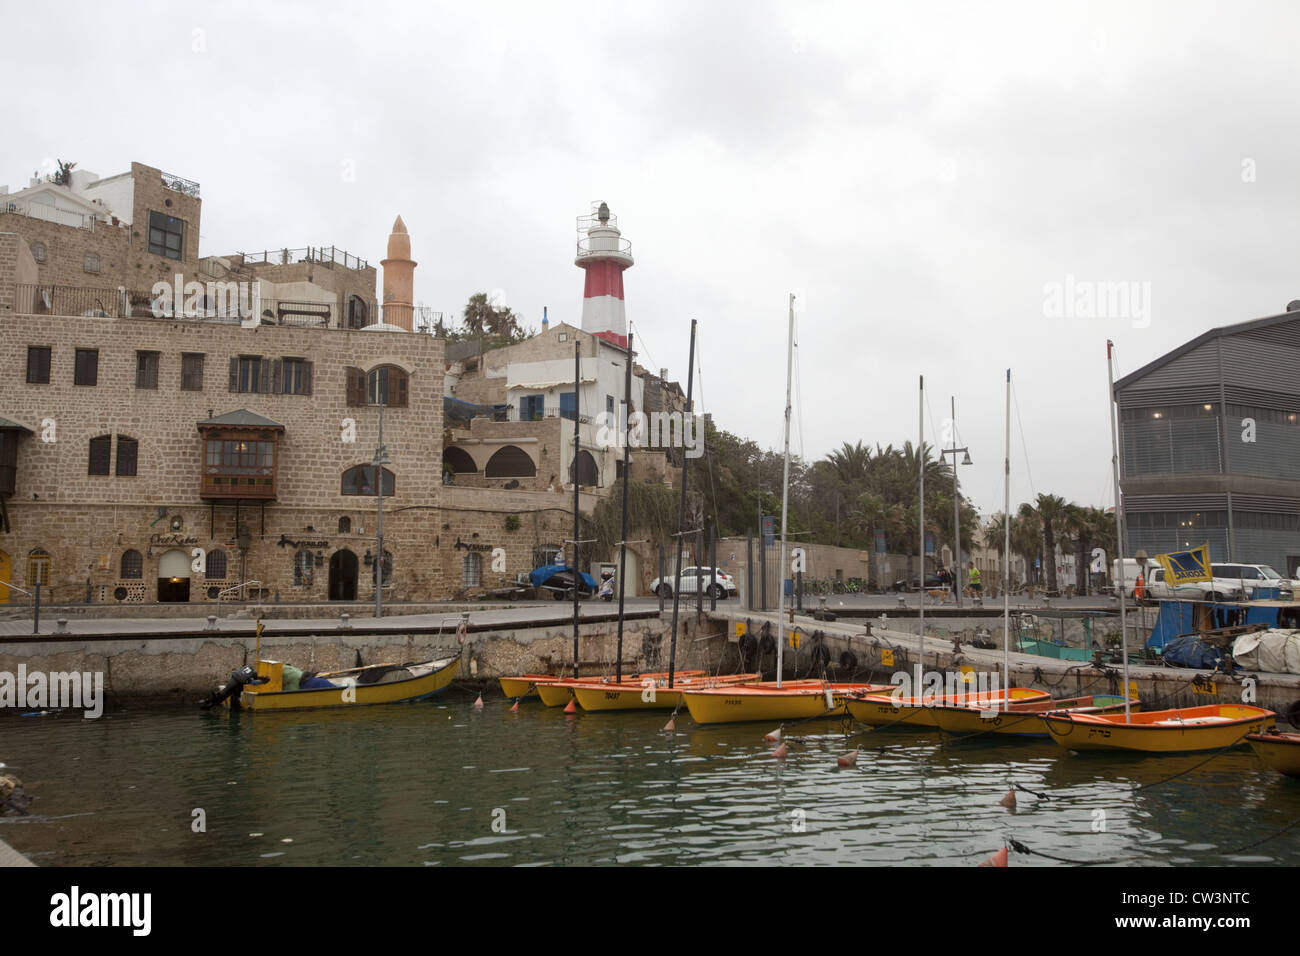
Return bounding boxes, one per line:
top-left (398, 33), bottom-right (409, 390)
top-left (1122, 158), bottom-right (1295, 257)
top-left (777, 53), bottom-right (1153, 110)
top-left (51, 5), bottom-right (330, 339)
top-left (1115, 302), bottom-right (1300, 574)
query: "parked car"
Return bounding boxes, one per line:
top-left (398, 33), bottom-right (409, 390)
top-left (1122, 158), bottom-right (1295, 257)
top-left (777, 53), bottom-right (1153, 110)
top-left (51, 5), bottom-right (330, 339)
top-left (1146, 566), bottom-right (1244, 603)
top-left (1211, 563), bottom-right (1297, 600)
top-left (892, 572), bottom-right (947, 592)
top-left (651, 567), bottom-right (737, 599)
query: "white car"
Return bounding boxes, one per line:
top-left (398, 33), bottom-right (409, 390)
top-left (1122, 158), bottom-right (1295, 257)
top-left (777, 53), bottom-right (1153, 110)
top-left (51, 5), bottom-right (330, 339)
top-left (651, 567), bottom-right (737, 599)
top-left (1211, 563), bottom-right (1296, 600)
top-left (1146, 567), bottom-right (1244, 602)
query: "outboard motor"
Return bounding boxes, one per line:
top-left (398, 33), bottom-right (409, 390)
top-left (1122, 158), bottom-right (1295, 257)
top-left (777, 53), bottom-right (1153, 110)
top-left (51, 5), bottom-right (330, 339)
top-left (199, 664), bottom-right (268, 710)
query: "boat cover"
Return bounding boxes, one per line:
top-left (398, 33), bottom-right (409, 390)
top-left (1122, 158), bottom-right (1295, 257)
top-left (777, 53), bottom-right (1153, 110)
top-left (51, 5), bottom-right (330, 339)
top-left (1232, 629), bottom-right (1300, 675)
top-left (529, 565), bottom-right (597, 590)
top-left (1160, 634), bottom-right (1225, 670)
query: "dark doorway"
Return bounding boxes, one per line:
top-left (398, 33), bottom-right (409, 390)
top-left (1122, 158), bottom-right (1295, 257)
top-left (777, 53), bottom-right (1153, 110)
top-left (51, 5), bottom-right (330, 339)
top-left (330, 549), bottom-right (358, 600)
top-left (158, 548), bottom-right (192, 603)
top-left (1288, 556), bottom-right (1300, 579)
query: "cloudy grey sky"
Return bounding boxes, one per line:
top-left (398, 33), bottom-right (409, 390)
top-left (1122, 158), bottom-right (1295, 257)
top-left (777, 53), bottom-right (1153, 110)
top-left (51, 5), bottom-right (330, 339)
top-left (6, 0), bottom-right (1299, 519)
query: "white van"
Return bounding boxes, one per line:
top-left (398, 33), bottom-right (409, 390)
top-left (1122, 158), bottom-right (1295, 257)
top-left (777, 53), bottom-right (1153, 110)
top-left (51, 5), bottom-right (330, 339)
top-left (1110, 558), bottom-right (1160, 598)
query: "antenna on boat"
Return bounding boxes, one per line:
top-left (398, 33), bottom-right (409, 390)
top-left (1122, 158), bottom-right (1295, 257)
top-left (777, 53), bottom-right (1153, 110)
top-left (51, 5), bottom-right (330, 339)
top-left (1106, 340), bottom-right (1132, 722)
top-left (918, 374), bottom-right (925, 699)
top-left (666, 319), bottom-right (698, 689)
top-left (775, 296), bottom-right (795, 689)
top-left (1003, 370), bottom-right (1011, 709)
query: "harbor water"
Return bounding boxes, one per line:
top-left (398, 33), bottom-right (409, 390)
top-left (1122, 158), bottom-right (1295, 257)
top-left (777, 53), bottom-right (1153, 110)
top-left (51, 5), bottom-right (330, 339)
top-left (2, 698), bottom-right (1298, 866)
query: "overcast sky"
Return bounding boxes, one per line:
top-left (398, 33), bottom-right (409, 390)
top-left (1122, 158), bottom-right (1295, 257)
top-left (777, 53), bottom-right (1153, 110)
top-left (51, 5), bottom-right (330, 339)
top-left (6, 1), bottom-right (1299, 520)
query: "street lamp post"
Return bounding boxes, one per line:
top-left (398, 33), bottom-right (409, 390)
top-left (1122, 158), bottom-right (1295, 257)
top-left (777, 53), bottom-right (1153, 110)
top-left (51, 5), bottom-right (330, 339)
top-left (940, 396), bottom-right (973, 607)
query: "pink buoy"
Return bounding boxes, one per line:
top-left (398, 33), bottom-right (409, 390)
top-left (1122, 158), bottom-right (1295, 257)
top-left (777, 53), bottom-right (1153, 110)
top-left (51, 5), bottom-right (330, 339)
top-left (473, 693), bottom-right (484, 710)
top-left (978, 846), bottom-right (1009, 867)
top-left (663, 717), bottom-right (676, 732)
top-left (764, 728), bottom-right (782, 743)
top-left (772, 742), bottom-right (788, 759)
top-left (836, 750), bottom-right (858, 768)
top-left (510, 700), bottom-right (519, 713)
top-left (563, 699), bottom-right (577, 714)
top-left (999, 789), bottom-right (1017, 809)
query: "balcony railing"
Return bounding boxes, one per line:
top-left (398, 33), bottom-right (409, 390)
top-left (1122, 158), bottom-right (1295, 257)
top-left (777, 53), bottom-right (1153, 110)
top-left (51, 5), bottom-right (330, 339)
top-left (1, 199), bottom-right (104, 230)
top-left (160, 171), bottom-right (200, 198)
top-left (238, 246), bottom-right (368, 271)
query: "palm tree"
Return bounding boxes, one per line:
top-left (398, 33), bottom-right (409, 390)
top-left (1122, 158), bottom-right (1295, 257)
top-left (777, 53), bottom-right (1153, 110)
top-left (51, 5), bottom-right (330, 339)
top-left (1033, 493), bottom-right (1072, 593)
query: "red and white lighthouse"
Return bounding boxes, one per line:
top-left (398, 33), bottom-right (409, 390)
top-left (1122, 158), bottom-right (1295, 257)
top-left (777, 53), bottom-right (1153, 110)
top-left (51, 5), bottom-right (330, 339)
top-left (575, 201), bottom-right (633, 339)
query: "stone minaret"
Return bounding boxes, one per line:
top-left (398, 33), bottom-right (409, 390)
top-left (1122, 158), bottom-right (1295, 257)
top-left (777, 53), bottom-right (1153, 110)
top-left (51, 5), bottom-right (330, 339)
top-left (380, 215), bottom-right (416, 330)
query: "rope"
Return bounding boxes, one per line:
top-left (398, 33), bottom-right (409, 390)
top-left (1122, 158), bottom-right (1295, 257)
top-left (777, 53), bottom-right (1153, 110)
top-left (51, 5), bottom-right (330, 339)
top-left (1223, 815), bottom-right (1300, 855)
top-left (1007, 838), bottom-right (1107, 866)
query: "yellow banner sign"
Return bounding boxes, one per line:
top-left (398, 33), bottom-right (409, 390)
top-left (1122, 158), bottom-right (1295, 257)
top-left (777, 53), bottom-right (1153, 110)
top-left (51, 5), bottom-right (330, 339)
top-left (1154, 544), bottom-right (1212, 586)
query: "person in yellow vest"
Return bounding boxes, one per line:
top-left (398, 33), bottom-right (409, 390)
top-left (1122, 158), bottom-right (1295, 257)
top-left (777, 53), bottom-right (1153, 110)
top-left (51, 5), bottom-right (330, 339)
top-left (967, 561), bottom-right (982, 597)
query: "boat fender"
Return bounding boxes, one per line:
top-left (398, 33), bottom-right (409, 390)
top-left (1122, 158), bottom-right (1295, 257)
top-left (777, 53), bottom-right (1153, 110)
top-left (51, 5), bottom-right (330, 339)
top-left (839, 650), bottom-right (858, 671)
top-left (457, 621), bottom-right (468, 645)
top-left (1287, 699), bottom-right (1300, 727)
top-left (810, 643), bottom-right (831, 667)
top-left (758, 624), bottom-right (776, 655)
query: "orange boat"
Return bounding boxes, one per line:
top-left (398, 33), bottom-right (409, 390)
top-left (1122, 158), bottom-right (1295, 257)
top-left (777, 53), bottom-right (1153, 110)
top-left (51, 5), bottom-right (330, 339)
top-left (567, 672), bottom-right (761, 712)
top-left (500, 670), bottom-right (705, 706)
top-left (843, 688), bottom-right (1051, 729)
top-left (526, 670), bottom-right (708, 708)
top-left (683, 681), bottom-right (896, 724)
top-left (1246, 729), bottom-right (1300, 776)
top-left (1041, 704), bottom-right (1275, 753)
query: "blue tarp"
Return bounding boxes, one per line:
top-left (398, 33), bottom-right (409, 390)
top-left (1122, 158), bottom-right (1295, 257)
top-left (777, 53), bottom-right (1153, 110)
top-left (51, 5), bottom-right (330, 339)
top-left (1146, 599), bottom-right (1296, 648)
top-left (528, 565), bottom-right (596, 590)
top-left (1160, 634), bottom-right (1225, 669)
top-left (444, 396), bottom-right (508, 424)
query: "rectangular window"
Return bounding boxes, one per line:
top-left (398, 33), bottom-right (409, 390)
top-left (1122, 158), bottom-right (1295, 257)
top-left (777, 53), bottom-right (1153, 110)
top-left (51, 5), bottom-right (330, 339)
top-left (181, 353), bottom-right (204, 391)
top-left (560, 391), bottom-right (576, 421)
top-left (520, 395), bottom-right (544, 421)
top-left (74, 349), bottom-right (98, 386)
top-left (116, 436), bottom-right (138, 476)
top-left (26, 346), bottom-right (50, 384)
top-left (136, 351), bottom-right (159, 389)
top-left (281, 358), bottom-right (312, 395)
top-left (607, 395), bottom-right (615, 418)
top-left (88, 435), bottom-right (111, 475)
top-left (148, 210), bottom-right (185, 260)
top-left (232, 356), bottom-right (263, 393)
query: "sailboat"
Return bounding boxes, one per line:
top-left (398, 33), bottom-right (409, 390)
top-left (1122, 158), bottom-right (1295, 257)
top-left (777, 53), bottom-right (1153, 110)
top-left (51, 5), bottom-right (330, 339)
top-left (1039, 342), bottom-right (1276, 752)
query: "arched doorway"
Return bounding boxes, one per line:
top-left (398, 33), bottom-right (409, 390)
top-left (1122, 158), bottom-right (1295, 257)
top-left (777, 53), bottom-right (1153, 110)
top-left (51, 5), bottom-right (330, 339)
top-left (158, 548), bottom-right (191, 602)
top-left (329, 549), bottom-right (358, 600)
top-left (0, 550), bottom-right (9, 604)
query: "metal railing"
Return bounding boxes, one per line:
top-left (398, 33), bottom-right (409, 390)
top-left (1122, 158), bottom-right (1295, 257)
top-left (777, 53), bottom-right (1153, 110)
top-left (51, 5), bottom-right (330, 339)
top-left (160, 171), bottom-right (200, 198)
top-left (216, 580), bottom-right (262, 609)
top-left (237, 246), bottom-right (368, 271)
top-left (0, 579), bottom-right (38, 634)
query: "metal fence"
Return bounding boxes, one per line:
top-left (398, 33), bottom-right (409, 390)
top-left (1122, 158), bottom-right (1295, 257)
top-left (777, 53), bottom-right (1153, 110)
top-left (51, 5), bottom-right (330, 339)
top-left (237, 246), bottom-right (368, 271)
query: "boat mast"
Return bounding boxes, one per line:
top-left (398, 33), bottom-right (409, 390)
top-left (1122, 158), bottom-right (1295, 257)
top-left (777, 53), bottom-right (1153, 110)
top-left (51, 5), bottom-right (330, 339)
top-left (918, 374), bottom-right (925, 696)
top-left (1107, 340), bottom-right (1131, 722)
top-left (614, 329), bottom-right (634, 683)
top-left (775, 295), bottom-right (795, 689)
top-left (572, 339), bottom-right (581, 679)
top-left (1002, 369), bottom-right (1011, 708)
top-left (666, 319), bottom-right (697, 689)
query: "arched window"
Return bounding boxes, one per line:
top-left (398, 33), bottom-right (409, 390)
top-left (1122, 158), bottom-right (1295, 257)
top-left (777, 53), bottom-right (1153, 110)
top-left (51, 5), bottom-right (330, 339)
top-left (462, 552), bottom-right (481, 587)
top-left (294, 548), bottom-right (314, 586)
top-left (120, 549), bottom-right (143, 579)
top-left (368, 366), bottom-right (409, 407)
top-left (338, 516), bottom-right (351, 534)
top-left (484, 445), bottom-right (536, 478)
top-left (27, 549), bottom-right (51, 587)
top-left (206, 549), bottom-right (228, 580)
top-left (342, 465), bottom-right (394, 496)
top-left (443, 446), bottom-right (477, 473)
top-left (569, 449), bottom-right (599, 486)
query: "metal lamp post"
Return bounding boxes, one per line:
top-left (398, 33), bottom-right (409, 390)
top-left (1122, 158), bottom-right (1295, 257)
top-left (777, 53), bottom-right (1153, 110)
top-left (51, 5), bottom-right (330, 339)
top-left (939, 396), bottom-right (973, 607)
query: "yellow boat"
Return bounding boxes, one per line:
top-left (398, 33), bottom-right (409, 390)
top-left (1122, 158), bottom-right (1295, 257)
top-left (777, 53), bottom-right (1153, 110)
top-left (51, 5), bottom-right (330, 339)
top-left (499, 674), bottom-right (551, 699)
top-left (682, 681), bottom-right (895, 725)
top-left (1041, 704), bottom-right (1276, 753)
top-left (928, 694), bottom-right (1140, 737)
top-left (203, 657), bottom-right (460, 712)
top-left (1246, 730), bottom-right (1300, 777)
top-left (568, 673), bottom-right (760, 712)
top-left (844, 688), bottom-right (1050, 729)
top-left (527, 670), bottom-right (707, 708)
